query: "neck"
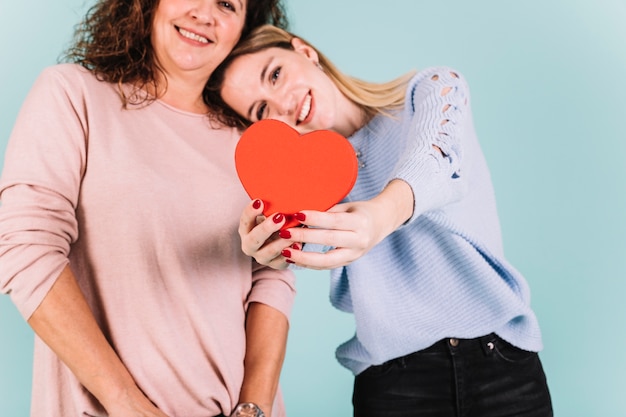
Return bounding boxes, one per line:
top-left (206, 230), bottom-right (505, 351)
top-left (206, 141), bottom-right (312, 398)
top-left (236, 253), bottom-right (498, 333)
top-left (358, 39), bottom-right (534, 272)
top-left (152, 70), bottom-right (210, 114)
top-left (337, 98), bottom-right (370, 138)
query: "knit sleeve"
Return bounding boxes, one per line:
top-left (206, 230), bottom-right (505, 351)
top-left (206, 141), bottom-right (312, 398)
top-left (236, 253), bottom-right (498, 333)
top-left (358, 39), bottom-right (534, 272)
top-left (0, 65), bottom-right (87, 319)
top-left (392, 67), bottom-right (471, 224)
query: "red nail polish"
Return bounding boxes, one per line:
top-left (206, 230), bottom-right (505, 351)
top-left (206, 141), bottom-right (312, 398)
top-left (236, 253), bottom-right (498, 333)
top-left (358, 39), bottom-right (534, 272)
top-left (279, 230), bottom-right (291, 239)
top-left (281, 249), bottom-right (291, 258)
top-left (286, 259), bottom-right (295, 264)
top-left (290, 243), bottom-right (300, 250)
top-left (252, 199), bottom-right (262, 209)
top-left (294, 212), bottom-right (306, 222)
top-left (273, 213), bottom-right (284, 224)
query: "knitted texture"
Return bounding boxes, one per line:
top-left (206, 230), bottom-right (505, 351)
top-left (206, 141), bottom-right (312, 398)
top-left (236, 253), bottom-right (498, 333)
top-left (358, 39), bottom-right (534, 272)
top-left (329, 67), bottom-right (542, 375)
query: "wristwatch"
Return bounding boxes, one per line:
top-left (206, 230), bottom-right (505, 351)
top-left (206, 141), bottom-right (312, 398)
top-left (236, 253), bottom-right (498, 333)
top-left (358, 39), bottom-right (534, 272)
top-left (231, 402), bottom-right (266, 417)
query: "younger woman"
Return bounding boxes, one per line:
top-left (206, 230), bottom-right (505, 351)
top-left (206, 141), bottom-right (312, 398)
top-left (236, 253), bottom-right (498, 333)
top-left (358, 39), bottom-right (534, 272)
top-left (205, 25), bottom-right (553, 417)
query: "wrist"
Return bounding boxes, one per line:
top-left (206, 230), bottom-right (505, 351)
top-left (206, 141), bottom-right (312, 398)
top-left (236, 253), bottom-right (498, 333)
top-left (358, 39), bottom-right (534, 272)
top-left (230, 402), bottom-right (266, 417)
top-left (375, 179), bottom-right (414, 230)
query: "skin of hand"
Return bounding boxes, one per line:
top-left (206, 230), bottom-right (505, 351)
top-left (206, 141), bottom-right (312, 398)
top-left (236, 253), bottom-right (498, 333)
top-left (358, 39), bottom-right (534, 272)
top-left (239, 179), bottom-right (414, 270)
top-left (236, 302), bottom-right (289, 416)
top-left (238, 200), bottom-right (293, 270)
top-left (28, 266), bottom-right (170, 417)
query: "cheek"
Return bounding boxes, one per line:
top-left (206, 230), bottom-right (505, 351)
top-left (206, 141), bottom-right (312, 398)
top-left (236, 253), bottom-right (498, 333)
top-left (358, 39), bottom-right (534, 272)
top-left (222, 19), bottom-right (245, 44)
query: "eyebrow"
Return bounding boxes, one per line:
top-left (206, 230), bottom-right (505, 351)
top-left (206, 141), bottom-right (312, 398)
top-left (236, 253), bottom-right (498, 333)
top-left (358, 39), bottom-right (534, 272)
top-left (246, 56), bottom-right (274, 121)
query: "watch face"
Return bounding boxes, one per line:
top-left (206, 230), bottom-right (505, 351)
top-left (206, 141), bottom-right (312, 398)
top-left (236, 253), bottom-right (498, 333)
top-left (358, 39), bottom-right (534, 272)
top-left (234, 403), bottom-right (264, 417)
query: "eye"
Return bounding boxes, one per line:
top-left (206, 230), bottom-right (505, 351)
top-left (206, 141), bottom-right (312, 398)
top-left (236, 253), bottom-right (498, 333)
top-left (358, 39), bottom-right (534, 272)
top-left (218, 1), bottom-right (236, 12)
top-left (255, 102), bottom-right (267, 121)
top-left (270, 67), bottom-right (281, 84)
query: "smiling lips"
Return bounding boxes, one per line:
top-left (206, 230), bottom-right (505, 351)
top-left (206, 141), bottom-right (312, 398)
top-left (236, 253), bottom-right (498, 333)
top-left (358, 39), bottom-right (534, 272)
top-left (298, 93), bottom-right (312, 123)
top-left (177, 27), bottom-right (210, 44)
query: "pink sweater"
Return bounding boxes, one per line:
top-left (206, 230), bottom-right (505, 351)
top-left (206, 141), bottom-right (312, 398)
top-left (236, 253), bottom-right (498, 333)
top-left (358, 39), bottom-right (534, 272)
top-left (0, 64), bottom-right (296, 417)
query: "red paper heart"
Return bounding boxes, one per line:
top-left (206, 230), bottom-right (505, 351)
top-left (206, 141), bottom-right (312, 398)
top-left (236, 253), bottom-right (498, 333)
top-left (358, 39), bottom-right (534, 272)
top-left (235, 119), bottom-right (358, 229)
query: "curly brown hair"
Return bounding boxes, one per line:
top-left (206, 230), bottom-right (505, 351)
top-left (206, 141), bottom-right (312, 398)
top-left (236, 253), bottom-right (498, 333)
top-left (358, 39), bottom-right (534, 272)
top-left (62, 0), bottom-right (288, 106)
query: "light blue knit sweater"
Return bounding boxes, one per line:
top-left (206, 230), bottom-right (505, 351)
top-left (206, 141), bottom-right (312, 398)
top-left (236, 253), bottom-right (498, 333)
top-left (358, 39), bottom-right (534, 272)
top-left (328, 67), bottom-right (543, 375)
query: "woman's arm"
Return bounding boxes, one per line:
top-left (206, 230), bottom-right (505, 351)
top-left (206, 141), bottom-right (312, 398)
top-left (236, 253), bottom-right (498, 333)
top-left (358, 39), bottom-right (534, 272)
top-left (2, 67), bottom-right (168, 415)
top-left (28, 266), bottom-right (169, 417)
top-left (237, 180), bottom-right (414, 270)
top-left (239, 68), bottom-right (471, 270)
top-left (236, 302), bottom-right (289, 416)
top-left (279, 179), bottom-right (414, 270)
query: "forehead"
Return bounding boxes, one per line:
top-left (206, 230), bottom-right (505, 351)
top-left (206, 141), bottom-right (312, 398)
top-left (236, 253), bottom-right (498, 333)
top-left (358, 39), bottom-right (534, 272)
top-left (224, 52), bottom-right (267, 87)
top-left (225, 47), bottom-right (287, 85)
top-left (220, 54), bottom-right (264, 107)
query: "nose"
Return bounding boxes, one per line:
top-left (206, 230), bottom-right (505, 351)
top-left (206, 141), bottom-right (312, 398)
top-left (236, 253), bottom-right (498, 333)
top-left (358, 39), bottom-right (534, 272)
top-left (276, 102), bottom-right (294, 117)
top-left (273, 92), bottom-right (297, 118)
top-left (191, 1), bottom-right (216, 24)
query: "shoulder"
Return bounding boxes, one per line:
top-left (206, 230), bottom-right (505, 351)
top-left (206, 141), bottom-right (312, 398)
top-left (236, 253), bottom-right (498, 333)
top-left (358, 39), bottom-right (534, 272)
top-left (37, 63), bottom-right (94, 85)
top-left (35, 64), bottom-right (112, 95)
top-left (29, 63), bottom-right (121, 110)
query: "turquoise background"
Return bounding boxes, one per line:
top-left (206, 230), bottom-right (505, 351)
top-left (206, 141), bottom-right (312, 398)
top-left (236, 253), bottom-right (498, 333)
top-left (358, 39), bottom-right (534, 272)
top-left (1, 0), bottom-right (625, 415)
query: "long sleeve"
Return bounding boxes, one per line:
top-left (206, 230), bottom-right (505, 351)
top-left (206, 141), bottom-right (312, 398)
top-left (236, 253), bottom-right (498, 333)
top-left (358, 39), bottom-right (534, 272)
top-left (393, 67), bottom-right (471, 222)
top-left (1, 64), bottom-right (296, 416)
top-left (331, 67), bottom-right (542, 375)
top-left (0, 66), bottom-right (86, 319)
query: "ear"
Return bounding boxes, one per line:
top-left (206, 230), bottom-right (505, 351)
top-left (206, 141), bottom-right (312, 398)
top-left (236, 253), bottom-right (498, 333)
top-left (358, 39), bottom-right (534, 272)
top-left (290, 38), bottom-right (320, 65)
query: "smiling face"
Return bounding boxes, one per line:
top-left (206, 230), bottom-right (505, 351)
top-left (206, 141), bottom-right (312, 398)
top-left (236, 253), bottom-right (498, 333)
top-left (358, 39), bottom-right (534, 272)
top-left (220, 39), bottom-right (364, 136)
top-left (152, 0), bottom-right (247, 81)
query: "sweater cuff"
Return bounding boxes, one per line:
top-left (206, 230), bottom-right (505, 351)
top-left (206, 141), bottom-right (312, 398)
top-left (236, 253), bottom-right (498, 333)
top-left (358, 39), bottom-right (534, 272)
top-left (394, 150), bottom-right (465, 225)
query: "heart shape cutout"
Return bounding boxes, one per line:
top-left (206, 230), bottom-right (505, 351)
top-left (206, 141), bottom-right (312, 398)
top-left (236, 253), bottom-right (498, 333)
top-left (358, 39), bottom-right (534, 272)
top-left (235, 119), bottom-right (358, 229)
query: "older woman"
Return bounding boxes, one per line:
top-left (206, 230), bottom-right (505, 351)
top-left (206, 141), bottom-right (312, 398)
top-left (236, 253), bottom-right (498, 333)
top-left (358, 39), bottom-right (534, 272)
top-left (0, 2), bottom-right (294, 417)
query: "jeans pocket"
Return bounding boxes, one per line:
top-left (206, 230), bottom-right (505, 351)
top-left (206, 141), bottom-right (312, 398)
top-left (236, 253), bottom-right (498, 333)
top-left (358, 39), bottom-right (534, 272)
top-left (359, 358), bottom-right (398, 378)
top-left (491, 336), bottom-right (536, 363)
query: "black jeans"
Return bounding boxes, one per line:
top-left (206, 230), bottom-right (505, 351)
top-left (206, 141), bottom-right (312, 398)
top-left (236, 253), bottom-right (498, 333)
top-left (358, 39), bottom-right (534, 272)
top-left (353, 334), bottom-right (553, 417)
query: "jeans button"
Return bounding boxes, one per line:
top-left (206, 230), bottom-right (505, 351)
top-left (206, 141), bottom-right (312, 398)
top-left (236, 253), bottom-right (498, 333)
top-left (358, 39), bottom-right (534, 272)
top-left (449, 338), bottom-right (459, 347)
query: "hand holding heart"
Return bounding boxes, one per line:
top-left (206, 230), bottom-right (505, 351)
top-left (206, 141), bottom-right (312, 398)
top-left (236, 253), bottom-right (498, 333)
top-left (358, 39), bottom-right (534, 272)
top-left (235, 119), bottom-right (358, 229)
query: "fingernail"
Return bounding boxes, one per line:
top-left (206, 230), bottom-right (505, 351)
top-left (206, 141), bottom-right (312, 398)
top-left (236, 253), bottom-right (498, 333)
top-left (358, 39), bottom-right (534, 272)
top-left (290, 243), bottom-right (300, 250)
top-left (273, 213), bottom-right (284, 224)
top-left (294, 212), bottom-right (306, 222)
top-left (285, 259), bottom-right (295, 264)
top-left (281, 249), bottom-right (291, 258)
top-left (252, 199), bottom-right (262, 209)
top-left (279, 230), bottom-right (291, 239)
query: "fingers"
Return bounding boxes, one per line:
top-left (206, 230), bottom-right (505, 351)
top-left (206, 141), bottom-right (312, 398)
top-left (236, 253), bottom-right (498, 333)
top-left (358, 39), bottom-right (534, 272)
top-left (238, 199), bottom-right (265, 238)
top-left (239, 201), bottom-right (372, 269)
top-left (280, 246), bottom-right (357, 270)
top-left (278, 204), bottom-right (376, 269)
top-left (239, 199), bottom-right (298, 268)
top-left (239, 200), bottom-right (282, 252)
top-left (280, 220), bottom-right (362, 250)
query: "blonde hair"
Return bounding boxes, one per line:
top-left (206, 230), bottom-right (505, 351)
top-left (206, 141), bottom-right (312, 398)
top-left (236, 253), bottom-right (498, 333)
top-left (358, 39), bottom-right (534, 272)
top-left (204, 25), bottom-right (416, 130)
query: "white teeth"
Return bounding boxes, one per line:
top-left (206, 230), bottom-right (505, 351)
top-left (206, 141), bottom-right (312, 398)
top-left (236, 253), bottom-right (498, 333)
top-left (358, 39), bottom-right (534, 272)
top-left (178, 27), bottom-right (209, 44)
top-left (298, 94), bottom-right (311, 122)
